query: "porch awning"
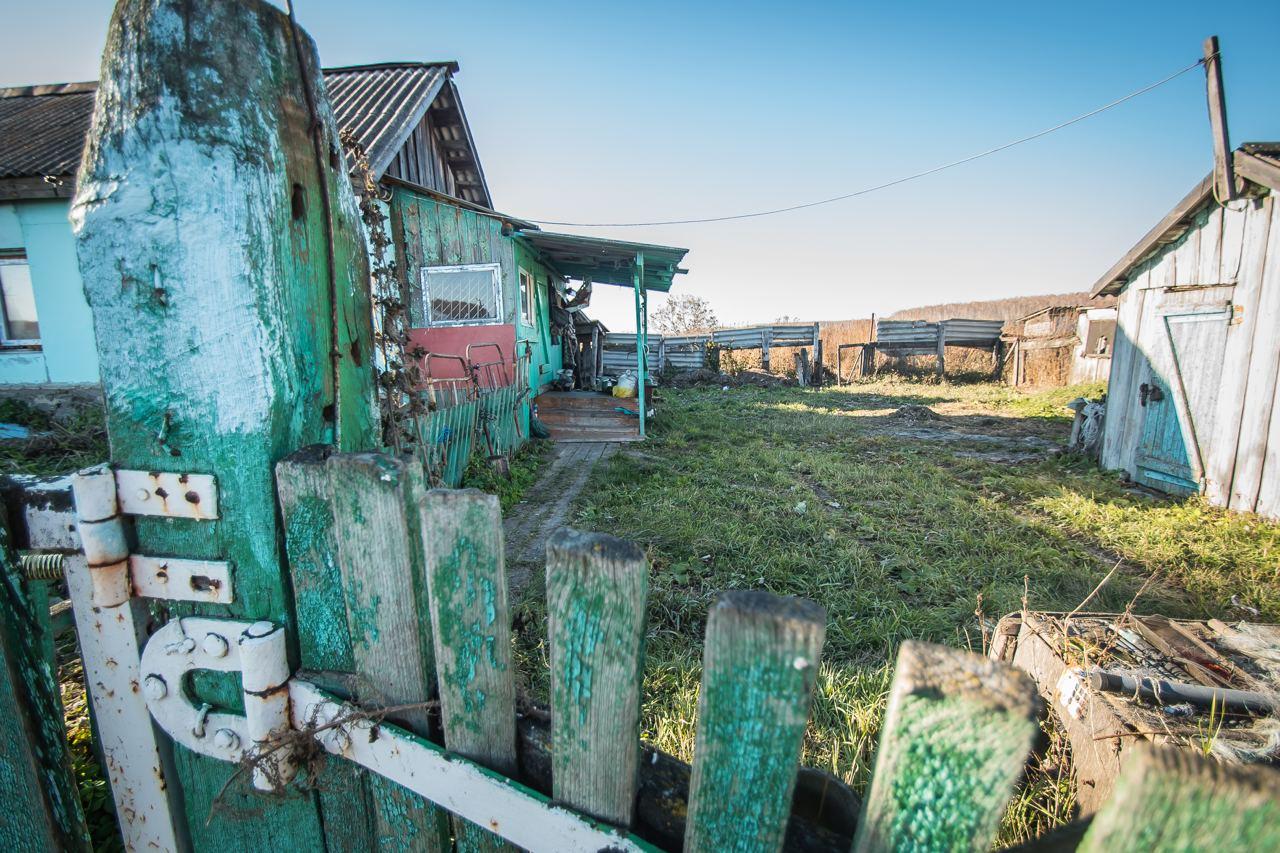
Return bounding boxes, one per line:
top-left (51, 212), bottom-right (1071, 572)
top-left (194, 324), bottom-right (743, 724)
top-left (515, 230), bottom-right (688, 292)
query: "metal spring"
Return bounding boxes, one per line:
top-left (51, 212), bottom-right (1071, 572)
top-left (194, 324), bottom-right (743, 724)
top-left (20, 552), bottom-right (65, 581)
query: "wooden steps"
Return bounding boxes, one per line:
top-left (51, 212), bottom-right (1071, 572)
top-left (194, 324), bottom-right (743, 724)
top-left (535, 392), bottom-right (642, 443)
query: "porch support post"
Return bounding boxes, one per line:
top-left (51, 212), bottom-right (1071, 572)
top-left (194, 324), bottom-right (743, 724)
top-left (634, 252), bottom-right (647, 438)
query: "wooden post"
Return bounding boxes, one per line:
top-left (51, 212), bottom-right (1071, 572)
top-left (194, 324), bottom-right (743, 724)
top-left (813, 338), bottom-right (824, 386)
top-left (992, 338), bottom-right (1005, 381)
top-left (420, 489), bottom-right (518, 850)
top-left (935, 322), bottom-right (947, 376)
top-left (0, 519), bottom-right (91, 852)
top-left (761, 329), bottom-right (771, 372)
top-left (71, 0), bottom-right (377, 845)
top-left (685, 591), bottom-right (826, 853)
top-left (546, 529), bottom-right (648, 826)
top-left (1079, 744), bottom-right (1280, 851)
top-left (852, 642), bottom-right (1040, 853)
top-left (633, 253), bottom-right (647, 438)
top-left (1203, 36), bottom-right (1237, 202)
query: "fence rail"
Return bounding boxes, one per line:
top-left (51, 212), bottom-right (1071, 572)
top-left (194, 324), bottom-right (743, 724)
top-left (602, 323), bottom-right (821, 375)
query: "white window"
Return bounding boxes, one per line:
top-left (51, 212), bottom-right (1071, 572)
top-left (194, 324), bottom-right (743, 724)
top-left (421, 263), bottom-right (503, 326)
top-left (518, 268), bottom-right (536, 326)
top-left (0, 255), bottom-right (39, 346)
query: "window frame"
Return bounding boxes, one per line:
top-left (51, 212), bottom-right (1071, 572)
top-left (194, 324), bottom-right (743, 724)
top-left (420, 262), bottom-right (504, 327)
top-left (0, 254), bottom-right (40, 348)
top-left (518, 267), bottom-right (537, 327)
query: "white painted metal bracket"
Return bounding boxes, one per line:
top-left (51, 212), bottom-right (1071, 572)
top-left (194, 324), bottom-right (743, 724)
top-left (289, 680), bottom-right (653, 852)
top-left (138, 617), bottom-right (295, 791)
top-left (63, 553), bottom-right (183, 853)
top-left (129, 555), bottom-right (234, 603)
top-left (115, 469), bottom-right (219, 519)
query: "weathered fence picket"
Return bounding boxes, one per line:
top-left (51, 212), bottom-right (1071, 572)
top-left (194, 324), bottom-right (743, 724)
top-left (685, 591), bottom-right (827, 852)
top-left (546, 528), bottom-right (649, 825)
top-left (1077, 745), bottom-right (1280, 851)
top-left (421, 489), bottom-right (519, 850)
top-left (853, 641), bottom-right (1041, 853)
top-left (280, 449), bottom-right (454, 849)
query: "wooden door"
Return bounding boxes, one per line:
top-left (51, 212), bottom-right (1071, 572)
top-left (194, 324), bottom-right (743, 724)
top-left (1135, 300), bottom-right (1233, 494)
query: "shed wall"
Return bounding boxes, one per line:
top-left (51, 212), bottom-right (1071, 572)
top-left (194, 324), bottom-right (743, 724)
top-left (1101, 194), bottom-right (1280, 516)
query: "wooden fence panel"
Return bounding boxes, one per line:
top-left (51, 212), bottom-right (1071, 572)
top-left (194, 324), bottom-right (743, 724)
top-left (546, 528), bottom-right (648, 826)
top-left (685, 591), bottom-right (826, 853)
top-left (852, 641), bottom-right (1040, 853)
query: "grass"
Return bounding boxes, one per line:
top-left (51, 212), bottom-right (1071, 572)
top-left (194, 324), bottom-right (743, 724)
top-left (0, 398), bottom-right (108, 476)
top-left (509, 378), bottom-right (1279, 846)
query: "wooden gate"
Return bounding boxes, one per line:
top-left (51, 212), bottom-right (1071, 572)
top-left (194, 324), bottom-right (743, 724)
top-left (1, 2), bottom-right (1278, 850)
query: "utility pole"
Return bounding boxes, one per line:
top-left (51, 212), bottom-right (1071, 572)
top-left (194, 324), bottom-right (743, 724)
top-left (1203, 35), bottom-right (1237, 201)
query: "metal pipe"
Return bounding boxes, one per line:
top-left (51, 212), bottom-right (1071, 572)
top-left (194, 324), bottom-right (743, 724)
top-left (1086, 669), bottom-right (1278, 715)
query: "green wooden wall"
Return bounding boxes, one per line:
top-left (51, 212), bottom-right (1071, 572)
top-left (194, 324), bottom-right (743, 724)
top-left (388, 186), bottom-right (564, 412)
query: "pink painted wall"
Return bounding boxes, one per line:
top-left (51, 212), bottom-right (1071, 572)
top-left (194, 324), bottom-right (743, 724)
top-left (408, 323), bottom-right (517, 388)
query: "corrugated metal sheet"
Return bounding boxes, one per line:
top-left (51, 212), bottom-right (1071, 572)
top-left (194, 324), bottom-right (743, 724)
top-left (876, 321), bottom-right (939, 345)
top-left (875, 319), bottom-right (1003, 347)
top-left (942, 319), bottom-right (1004, 346)
top-left (0, 63), bottom-right (465, 187)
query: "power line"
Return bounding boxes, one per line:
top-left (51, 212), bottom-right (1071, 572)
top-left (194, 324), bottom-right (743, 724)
top-left (527, 56), bottom-right (1208, 228)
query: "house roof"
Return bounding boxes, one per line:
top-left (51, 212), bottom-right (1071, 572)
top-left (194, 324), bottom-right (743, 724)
top-left (0, 62), bottom-right (491, 206)
top-left (1091, 143), bottom-right (1280, 297)
top-left (515, 230), bottom-right (689, 293)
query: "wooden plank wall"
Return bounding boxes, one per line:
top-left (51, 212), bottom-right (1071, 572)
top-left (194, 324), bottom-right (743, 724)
top-left (1102, 194), bottom-right (1280, 517)
top-left (390, 186), bottom-right (517, 328)
top-left (386, 111), bottom-right (457, 198)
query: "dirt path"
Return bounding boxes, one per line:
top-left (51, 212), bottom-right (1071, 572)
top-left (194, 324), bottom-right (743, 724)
top-left (503, 441), bottom-right (618, 597)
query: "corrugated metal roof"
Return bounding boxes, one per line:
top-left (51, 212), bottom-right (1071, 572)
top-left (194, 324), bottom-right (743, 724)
top-left (516, 230), bottom-right (689, 292)
top-left (0, 62), bottom-right (480, 196)
top-left (322, 63), bottom-right (451, 182)
top-left (0, 82), bottom-right (96, 180)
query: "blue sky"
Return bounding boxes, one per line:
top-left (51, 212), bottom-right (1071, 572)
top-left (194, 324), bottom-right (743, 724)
top-left (3, 1), bottom-right (1277, 330)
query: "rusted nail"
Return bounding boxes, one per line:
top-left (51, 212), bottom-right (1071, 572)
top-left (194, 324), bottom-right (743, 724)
top-left (184, 490), bottom-right (200, 504)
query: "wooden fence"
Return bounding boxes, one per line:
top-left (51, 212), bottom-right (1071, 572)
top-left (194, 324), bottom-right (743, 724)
top-left (0, 2), bottom-right (1275, 850)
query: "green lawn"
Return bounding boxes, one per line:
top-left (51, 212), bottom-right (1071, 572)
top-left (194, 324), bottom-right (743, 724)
top-left (510, 379), bottom-right (1280, 845)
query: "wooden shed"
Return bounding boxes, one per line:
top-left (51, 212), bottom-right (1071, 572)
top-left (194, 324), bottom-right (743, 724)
top-left (1094, 143), bottom-right (1280, 513)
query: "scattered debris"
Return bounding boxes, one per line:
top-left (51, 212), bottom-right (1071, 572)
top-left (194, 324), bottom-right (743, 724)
top-left (886, 404), bottom-right (942, 422)
top-left (991, 610), bottom-right (1280, 814)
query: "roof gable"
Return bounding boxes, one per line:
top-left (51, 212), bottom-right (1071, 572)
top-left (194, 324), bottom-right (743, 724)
top-left (1092, 144), bottom-right (1280, 296)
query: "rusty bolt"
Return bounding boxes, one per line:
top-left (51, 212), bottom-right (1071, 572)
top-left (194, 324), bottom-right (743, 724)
top-left (143, 675), bottom-right (167, 701)
top-left (202, 633), bottom-right (229, 658)
top-left (212, 729), bottom-right (240, 752)
top-left (184, 490), bottom-right (200, 504)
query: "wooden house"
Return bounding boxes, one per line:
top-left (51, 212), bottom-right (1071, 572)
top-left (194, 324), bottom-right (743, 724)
top-left (0, 61), bottom-right (688, 440)
top-left (1006, 304), bottom-right (1115, 387)
top-left (1093, 143), bottom-right (1280, 513)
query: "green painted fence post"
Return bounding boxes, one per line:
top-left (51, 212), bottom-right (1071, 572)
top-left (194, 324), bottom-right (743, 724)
top-left (420, 489), bottom-right (517, 851)
top-left (0, 517), bottom-right (90, 852)
top-left (685, 590), bottom-right (826, 853)
top-left (546, 528), bottom-right (648, 826)
top-left (852, 641), bottom-right (1040, 853)
top-left (71, 0), bottom-right (377, 847)
top-left (1078, 745), bottom-right (1280, 852)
